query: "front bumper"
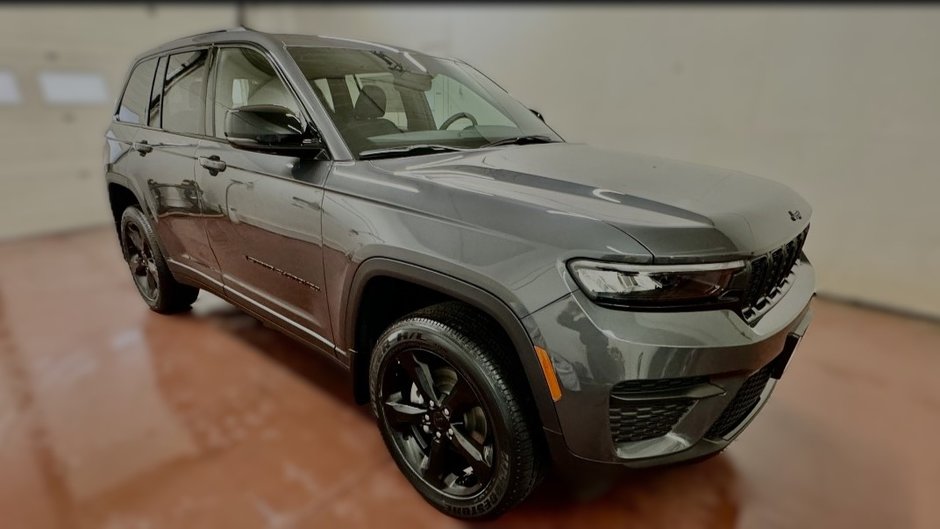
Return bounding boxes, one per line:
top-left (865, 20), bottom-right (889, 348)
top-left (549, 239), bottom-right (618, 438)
top-left (524, 259), bottom-right (815, 466)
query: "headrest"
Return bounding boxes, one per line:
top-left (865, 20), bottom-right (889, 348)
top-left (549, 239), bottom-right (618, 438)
top-left (247, 78), bottom-right (293, 109)
top-left (353, 85), bottom-right (386, 120)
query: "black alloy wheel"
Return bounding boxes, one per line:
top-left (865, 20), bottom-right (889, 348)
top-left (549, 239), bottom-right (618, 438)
top-left (380, 348), bottom-right (495, 497)
top-left (369, 302), bottom-right (545, 519)
top-left (122, 220), bottom-right (160, 303)
top-left (119, 206), bottom-right (199, 313)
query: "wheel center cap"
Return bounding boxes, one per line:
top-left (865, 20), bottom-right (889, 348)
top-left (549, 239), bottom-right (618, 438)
top-left (431, 411), bottom-right (449, 430)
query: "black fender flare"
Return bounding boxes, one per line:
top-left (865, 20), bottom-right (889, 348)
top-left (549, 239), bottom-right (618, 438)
top-left (106, 171), bottom-right (156, 220)
top-left (344, 257), bottom-right (562, 433)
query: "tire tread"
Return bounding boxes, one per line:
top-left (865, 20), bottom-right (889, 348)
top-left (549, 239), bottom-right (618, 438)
top-left (369, 301), bottom-right (545, 519)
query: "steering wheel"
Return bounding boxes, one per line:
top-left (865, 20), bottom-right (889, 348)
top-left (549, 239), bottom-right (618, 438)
top-left (439, 111), bottom-right (478, 130)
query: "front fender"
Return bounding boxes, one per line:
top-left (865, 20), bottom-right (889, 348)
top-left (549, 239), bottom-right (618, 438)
top-left (342, 257), bottom-right (563, 433)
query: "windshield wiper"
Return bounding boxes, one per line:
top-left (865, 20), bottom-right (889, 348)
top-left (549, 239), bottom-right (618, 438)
top-left (359, 144), bottom-right (468, 160)
top-left (481, 135), bottom-right (557, 148)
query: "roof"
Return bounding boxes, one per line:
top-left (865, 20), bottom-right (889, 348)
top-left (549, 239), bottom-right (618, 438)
top-left (135, 27), bottom-right (422, 62)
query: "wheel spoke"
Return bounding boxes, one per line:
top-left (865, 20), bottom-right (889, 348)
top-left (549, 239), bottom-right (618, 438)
top-left (384, 400), bottom-right (427, 428)
top-left (128, 254), bottom-right (144, 275)
top-left (127, 226), bottom-right (144, 253)
top-left (442, 377), bottom-right (475, 413)
top-left (448, 428), bottom-right (491, 482)
top-left (382, 348), bottom-right (497, 497)
top-left (145, 270), bottom-right (158, 296)
top-left (421, 439), bottom-right (448, 488)
top-left (398, 353), bottom-right (439, 405)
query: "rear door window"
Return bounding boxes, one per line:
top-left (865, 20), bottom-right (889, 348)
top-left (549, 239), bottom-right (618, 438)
top-left (162, 50), bottom-right (209, 135)
top-left (117, 57), bottom-right (158, 124)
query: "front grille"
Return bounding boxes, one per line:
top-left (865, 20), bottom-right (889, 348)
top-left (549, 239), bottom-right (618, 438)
top-left (740, 228), bottom-right (808, 321)
top-left (610, 399), bottom-right (693, 443)
top-left (705, 364), bottom-right (774, 439)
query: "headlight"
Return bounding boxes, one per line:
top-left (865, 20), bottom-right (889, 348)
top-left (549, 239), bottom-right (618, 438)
top-left (568, 259), bottom-right (747, 309)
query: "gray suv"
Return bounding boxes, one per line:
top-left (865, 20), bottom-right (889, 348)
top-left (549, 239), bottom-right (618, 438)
top-left (105, 28), bottom-right (814, 519)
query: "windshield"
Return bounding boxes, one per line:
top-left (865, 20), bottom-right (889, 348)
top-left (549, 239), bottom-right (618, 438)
top-left (287, 46), bottom-right (561, 158)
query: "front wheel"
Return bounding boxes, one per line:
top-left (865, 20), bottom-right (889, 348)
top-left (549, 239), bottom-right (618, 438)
top-left (369, 302), bottom-right (544, 519)
top-left (119, 206), bottom-right (199, 313)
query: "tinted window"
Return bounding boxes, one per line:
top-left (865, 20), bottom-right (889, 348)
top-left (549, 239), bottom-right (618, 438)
top-left (312, 78), bottom-right (333, 111)
top-left (288, 47), bottom-right (559, 157)
top-left (426, 74), bottom-right (514, 129)
top-left (148, 56), bottom-right (166, 127)
top-left (346, 73), bottom-right (407, 129)
top-left (163, 50), bottom-right (209, 135)
top-left (117, 58), bottom-right (157, 124)
top-left (210, 47), bottom-right (301, 138)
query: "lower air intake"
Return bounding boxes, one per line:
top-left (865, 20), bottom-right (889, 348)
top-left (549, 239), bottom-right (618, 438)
top-left (609, 399), bottom-right (693, 443)
top-left (706, 364), bottom-right (773, 439)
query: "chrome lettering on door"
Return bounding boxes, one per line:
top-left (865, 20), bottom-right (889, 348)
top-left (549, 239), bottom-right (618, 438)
top-left (245, 255), bottom-right (321, 291)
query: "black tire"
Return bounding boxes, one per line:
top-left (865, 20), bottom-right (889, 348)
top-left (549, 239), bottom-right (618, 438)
top-left (119, 206), bottom-right (199, 313)
top-left (369, 301), bottom-right (544, 519)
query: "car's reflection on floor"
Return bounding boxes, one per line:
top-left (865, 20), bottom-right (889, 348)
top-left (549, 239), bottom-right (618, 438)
top-left (191, 299), bottom-right (743, 529)
top-left (0, 228), bottom-right (934, 528)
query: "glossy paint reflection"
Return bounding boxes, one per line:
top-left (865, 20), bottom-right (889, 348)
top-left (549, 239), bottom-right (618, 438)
top-left (135, 129), bottom-right (216, 273)
top-left (196, 139), bottom-right (335, 348)
top-left (0, 228), bottom-right (937, 528)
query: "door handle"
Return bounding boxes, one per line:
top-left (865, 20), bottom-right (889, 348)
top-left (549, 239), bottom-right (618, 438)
top-left (132, 141), bottom-right (153, 156)
top-left (198, 155), bottom-right (227, 175)
top-left (291, 196), bottom-right (321, 210)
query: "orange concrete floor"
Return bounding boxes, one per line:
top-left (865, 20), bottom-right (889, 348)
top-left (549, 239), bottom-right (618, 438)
top-left (0, 227), bottom-right (937, 529)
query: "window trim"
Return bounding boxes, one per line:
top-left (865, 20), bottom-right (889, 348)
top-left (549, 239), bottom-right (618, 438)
top-left (147, 56), bottom-right (167, 129)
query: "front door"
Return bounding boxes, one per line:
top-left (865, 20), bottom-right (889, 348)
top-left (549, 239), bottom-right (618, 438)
top-left (197, 45), bottom-right (335, 351)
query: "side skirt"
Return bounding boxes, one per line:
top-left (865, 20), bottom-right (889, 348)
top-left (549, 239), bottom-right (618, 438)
top-left (167, 259), bottom-right (346, 370)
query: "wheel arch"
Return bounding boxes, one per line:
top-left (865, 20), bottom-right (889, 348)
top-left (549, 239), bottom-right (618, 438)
top-left (344, 257), bottom-right (562, 433)
top-left (106, 173), bottom-right (153, 228)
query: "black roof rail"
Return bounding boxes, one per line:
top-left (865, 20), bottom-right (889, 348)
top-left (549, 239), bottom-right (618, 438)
top-left (176, 26), bottom-right (255, 42)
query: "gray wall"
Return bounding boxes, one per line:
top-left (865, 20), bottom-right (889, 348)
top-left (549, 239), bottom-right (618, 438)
top-left (0, 5), bottom-right (937, 317)
top-left (0, 6), bottom-right (235, 239)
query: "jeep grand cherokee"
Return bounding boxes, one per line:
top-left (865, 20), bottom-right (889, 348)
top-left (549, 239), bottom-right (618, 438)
top-left (105, 28), bottom-right (814, 519)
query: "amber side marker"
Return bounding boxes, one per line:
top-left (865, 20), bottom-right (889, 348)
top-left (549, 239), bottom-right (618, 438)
top-left (534, 346), bottom-right (563, 402)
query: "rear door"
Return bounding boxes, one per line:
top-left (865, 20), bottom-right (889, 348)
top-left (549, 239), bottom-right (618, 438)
top-left (135, 48), bottom-right (219, 280)
top-left (196, 45), bottom-right (335, 351)
top-left (108, 56), bottom-right (160, 214)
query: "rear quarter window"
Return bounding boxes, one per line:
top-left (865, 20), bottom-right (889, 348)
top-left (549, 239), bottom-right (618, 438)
top-left (117, 58), bottom-right (158, 124)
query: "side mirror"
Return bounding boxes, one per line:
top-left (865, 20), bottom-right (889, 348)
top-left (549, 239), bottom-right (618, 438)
top-left (225, 105), bottom-right (324, 154)
top-left (529, 108), bottom-right (545, 122)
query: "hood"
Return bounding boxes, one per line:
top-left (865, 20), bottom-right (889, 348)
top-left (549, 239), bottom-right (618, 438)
top-left (370, 143), bottom-right (811, 262)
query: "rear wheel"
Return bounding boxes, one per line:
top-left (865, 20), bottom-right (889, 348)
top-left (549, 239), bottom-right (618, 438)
top-left (119, 206), bottom-right (198, 313)
top-left (369, 302), bottom-right (544, 519)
